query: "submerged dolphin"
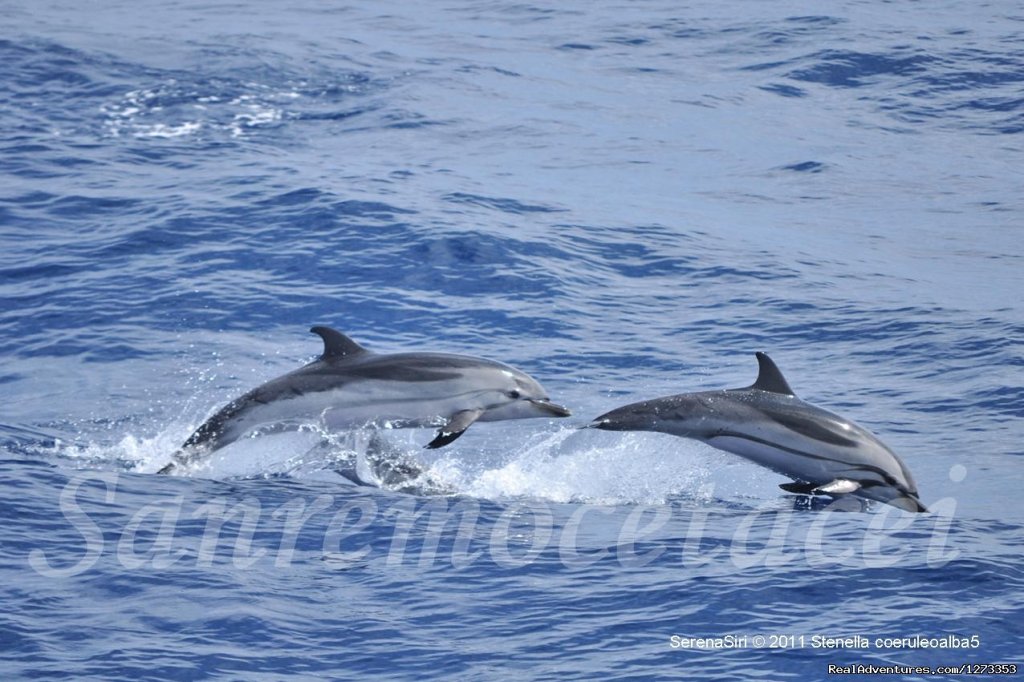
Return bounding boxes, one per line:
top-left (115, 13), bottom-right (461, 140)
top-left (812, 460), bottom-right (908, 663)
top-left (158, 326), bottom-right (570, 474)
top-left (590, 352), bottom-right (926, 512)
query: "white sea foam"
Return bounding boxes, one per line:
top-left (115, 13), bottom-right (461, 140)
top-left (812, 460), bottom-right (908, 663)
top-left (422, 428), bottom-right (717, 505)
top-left (101, 82), bottom-right (289, 140)
top-left (54, 418), bottom-right (719, 506)
top-left (132, 121), bottom-right (203, 138)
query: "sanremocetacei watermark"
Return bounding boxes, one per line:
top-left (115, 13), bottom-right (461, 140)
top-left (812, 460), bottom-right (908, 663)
top-left (27, 468), bottom-right (967, 577)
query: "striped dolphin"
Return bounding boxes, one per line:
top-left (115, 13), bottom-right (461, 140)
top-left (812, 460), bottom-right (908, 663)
top-left (158, 326), bottom-right (570, 474)
top-left (590, 352), bottom-right (926, 512)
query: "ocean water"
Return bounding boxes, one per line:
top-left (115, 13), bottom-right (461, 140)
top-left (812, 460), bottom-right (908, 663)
top-left (2, 1), bottom-right (1023, 679)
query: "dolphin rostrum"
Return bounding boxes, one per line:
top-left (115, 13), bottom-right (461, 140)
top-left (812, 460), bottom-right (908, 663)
top-left (158, 326), bottom-right (571, 474)
top-left (590, 352), bottom-right (926, 512)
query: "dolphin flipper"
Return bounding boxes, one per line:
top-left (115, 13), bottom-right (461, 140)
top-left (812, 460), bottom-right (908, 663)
top-left (780, 479), bottom-right (861, 495)
top-left (779, 481), bottom-right (818, 494)
top-left (426, 408), bottom-right (484, 449)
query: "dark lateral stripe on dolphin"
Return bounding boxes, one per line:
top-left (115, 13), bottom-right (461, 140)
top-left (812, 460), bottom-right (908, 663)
top-left (751, 412), bottom-right (862, 448)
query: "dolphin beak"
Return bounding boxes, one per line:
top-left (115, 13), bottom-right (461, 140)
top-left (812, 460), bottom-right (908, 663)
top-left (585, 413), bottom-right (614, 430)
top-left (531, 399), bottom-right (572, 418)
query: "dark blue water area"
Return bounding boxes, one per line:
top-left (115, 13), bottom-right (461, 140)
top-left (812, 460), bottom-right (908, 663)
top-left (2, 1), bottom-right (1023, 680)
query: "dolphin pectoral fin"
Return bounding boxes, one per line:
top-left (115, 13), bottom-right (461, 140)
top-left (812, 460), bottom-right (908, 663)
top-left (157, 461), bottom-right (177, 475)
top-left (425, 409), bottom-right (484, 449)
top-left (425, 430), bottom-right (463, 449)
top-left (779, 481), bottom-right (820, 494)
top-left (780, 479), bottom-right (861, 495)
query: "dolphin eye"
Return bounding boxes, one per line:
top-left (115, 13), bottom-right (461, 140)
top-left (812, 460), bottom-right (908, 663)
top-left (506, 389), bottom-right (522, 399)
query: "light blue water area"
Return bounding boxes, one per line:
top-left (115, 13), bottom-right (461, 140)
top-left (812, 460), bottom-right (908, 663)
top-left (2, 1), bottom-right (1023, 679)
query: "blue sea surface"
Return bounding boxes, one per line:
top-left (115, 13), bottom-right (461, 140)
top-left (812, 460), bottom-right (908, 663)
top-left (2, 1), bottom-right (1023, 679)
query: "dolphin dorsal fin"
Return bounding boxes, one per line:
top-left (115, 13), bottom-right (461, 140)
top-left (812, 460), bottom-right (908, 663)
top-left (310, 326), bottom-right (368, 361)
top-left (751, 352), bottom-right (796, 395)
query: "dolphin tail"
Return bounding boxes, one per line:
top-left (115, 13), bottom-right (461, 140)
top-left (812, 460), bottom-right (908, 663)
top-left (157, 461), bottom-right (177, 475)
top-left (157, 448), bottom-right (202, 475)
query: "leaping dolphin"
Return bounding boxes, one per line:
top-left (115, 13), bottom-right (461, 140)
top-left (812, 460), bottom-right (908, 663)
top-left (590, 352), bottom-right (926, 512)
top-left (158, 326), bottom-right (571, 474)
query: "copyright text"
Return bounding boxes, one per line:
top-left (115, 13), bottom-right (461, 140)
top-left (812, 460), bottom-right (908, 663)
top-left (669, 634), bottom-right (982, 650)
